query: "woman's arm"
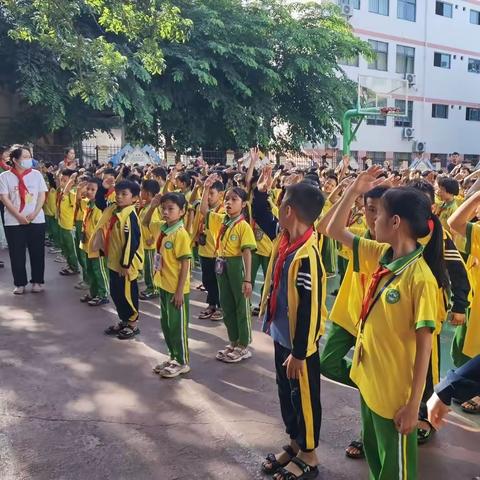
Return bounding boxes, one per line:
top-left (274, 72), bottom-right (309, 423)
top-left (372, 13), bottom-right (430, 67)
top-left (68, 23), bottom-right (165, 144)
top-left (0, 194), bottom-right (28, 224)
top-left (448, 191), bottom-right (480, 236)
top-left (26, 191), bottom-right (46, 223)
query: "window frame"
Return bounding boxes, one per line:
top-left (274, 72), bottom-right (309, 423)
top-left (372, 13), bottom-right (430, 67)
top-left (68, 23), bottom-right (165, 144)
top-left (397, 0), bottom-right (416, 21)
top-left (466, 107), bottom-right (480, 121)
top-left (432, 104), bottom-right (449, 119)
top-left (436, 1), bottom-right (453, 18)
top-left (468, 58), bottom-right (480, 73)
top-left (368, 39), bottom-right (389, 71)
top-left (434, 52), bottom-right (451, 69)
top-left (396, 45), bottom-right (415, 74)
top-left (366, 151), bottom-right (387, 164)
top-left (394, 100), bottom-right (414, 127)
top-left (369, 0), bottom-right (389, 16)
top-left (470, 9), bottom-right (480, 25)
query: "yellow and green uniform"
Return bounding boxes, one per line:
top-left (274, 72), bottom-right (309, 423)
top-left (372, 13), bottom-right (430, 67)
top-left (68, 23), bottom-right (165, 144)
top-left (44, 187), bottom-right (60, 247)
top-left (208, 211), bottom-right (256, 346)
top-left (139, 204), bottom-right (161, 295)
top-left (319, 199), bottom-right (337, 275)
top-left (155, 220), bottom-right (192, 365)
top-left (74, 196), bottom-right (89, 282)
top-left (436, 199), bottom-right (457, 234)
top-left (350, 236), bottom-right (438, 480)
top-left (80, 200), bottom-right (108, 299)
top-left (90, 204), bottom-right (143, 324)
top-left (57, 189), bottom-right (79, 272)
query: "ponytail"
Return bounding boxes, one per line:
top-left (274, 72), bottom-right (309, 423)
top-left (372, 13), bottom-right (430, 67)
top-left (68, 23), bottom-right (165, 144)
top-left (423, 214), bottom-right (449, 289)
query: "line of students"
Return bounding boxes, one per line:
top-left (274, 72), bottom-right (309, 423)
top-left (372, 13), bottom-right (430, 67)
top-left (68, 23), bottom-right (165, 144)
top-left (28, 153), bottom-right (480, 479)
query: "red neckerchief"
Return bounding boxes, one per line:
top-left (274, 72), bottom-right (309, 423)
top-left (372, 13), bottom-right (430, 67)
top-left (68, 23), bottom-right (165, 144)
top-left (105, 187), bottom-right (115, 200)
top-left (358, 266), bottom-right (390, 332)
top-left (0, 161), bottom-right (10, 172)
top-left (10, 167), bottom-right (32, 212)
top-left (104, 214), bottom-right (119, 256)
top-left (269, 227), bottom-right (314, 320)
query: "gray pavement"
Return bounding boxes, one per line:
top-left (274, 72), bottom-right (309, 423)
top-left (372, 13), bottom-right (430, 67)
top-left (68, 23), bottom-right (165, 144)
top-left (0, 249), bottom-right (479, 480)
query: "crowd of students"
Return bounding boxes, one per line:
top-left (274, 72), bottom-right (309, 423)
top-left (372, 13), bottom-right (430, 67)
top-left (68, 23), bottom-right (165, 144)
top-left (0, 144), bottom-right (479, 480)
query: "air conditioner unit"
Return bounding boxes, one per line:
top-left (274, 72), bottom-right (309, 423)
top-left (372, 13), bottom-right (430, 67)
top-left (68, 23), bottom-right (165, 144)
top-left (413, 141), bottom-right (427, 153)
top-left (341, 4), bottom-right (353, 17)
top-left (403, 127), bottom-right (415, 139)
top-left (404, 73), bottom-right (416, 87)
top-left (329, 135), bottom-right (338, 148)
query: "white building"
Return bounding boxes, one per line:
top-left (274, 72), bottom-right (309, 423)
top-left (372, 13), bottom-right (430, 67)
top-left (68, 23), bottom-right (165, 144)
top-left (334, 0), bottom-right (480, 167)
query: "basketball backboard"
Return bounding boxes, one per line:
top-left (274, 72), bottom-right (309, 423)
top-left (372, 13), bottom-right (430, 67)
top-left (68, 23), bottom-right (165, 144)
top-left (357, 75), bottom-right (409, 116)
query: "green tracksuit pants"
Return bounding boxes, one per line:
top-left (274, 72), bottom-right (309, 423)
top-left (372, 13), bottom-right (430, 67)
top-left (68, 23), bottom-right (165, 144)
top-left (59, 226), bottom-right (79, 272)
top-left (216, 256), bottom-right (251, 347)
top-left (75, 221), bottom-right (88, 282)
top-left (86, 257), bottom-right (109, 299)
top-left (160, 289), bottom-right (190, 365)
top-left (251, 252), bottom-right (269, 291)
top-left (451, 322), bottom-right (471, 368)
top-left (320, 322), bottom-right (357, 388)
top-left (361, 397), bottom-right (417, 480)
top-left (143, 249), bottom-right (159, 294)
top-left (46, 215), bottom-right (61, 248)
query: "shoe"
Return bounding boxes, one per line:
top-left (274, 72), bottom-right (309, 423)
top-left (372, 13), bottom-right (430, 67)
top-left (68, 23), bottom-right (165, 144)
top-left (49, 248), bottom-right (62, 254)
top-left (54, 256), bottom-right (67, 263)
top-left (80, 294), bottom-right (93, 303)
top-left (210, 310), bottom-right (224, 321)
top-left (153, 360), bottom-right (173, 374)
top-left (222, 347), bottom-right (252, 363)
top-left (216, 344), bottom-right (235, 361)
top-left (198, 308), bottom-right (214, 319)
top-left (88, 297), bottom-right (110, 306)
top-left (251, 306), bottom-right (260, 316)
top-left (160, 361), bottom-right (191, 378)
top-left (13, 286), bottom-right (25, 295)
top-left (59, 267), bottom-right (79, 276)
top-left (31, 283), bottom-right (44, 293)
top-left (74, 281), bottom-right (89, 290)
top-left (139, 290), bottom-right (159, 300)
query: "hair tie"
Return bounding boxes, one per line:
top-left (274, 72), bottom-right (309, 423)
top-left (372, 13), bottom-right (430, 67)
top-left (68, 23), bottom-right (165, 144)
top-left (427, 218), bottom-right (434, 233)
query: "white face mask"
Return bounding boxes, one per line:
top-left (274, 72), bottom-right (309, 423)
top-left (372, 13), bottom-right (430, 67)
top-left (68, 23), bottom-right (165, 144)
top-left (19, 159), bottom-right (33, 169)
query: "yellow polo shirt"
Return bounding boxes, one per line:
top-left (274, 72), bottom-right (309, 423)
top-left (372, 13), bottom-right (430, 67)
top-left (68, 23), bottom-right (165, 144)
top-left (80, 201), bottom-right (103, 259)
top-left (154, 221), bottom-right (192, 294)
top-left (436, 199), bottom-right (457, 234)
top-left (196, 204), bottom-right (224, 258)
top-left (349, 237), bottom-right (438, 419)
top-left (57, 190), bottom-right (77, 230)
top-left (44, 188), bottom-right (57, 216)
top-left (75, 197), bottom-right (88, 223)
top-left (138, 204), bottom-right (161, 251)
top-left (206, 212), bottom-right (256, 257)
top-left (463, 223), bottom-right (480, 358)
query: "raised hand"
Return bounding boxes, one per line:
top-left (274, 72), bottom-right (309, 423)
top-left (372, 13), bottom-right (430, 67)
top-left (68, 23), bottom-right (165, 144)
top-left (351, 166), bottom-right (384, 195)
top-left (151, 193), bottom-right (163, 208)
top-left (257, 165), bottom-right (273, 192)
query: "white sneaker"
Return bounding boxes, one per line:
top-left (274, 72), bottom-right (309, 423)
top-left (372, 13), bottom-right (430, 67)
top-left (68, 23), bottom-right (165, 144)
top-left (13, 286), bottom-right (25, 295)
top-left (31, 283), bottom-right (44, 293)
top-left (54, 256), bottom-right (67, 263)
top-left (222, 347), bottom-right (252, 363)
top-left (49, 248), bottom-right (61, 254)
top-left (160, 360), bottom-right (191, 378)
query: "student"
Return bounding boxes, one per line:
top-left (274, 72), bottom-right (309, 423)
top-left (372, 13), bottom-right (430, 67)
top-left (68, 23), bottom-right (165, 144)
top-left (200, 175), bottom-right (256, 363)
top-left (326, 167), bottom-right (447, 480)
top-left (151, 166), bottom-right (167, 189)
top-left (56, 169), bottom-right (80, 276)
top-left (435, 176), bottom-right (459, 234)
top-left (44, 172), bottom-right (61, 252)
top-left (79, 178), bottom-right (109, 306)
top-left (94, 168), bottom-right (117, 210)
top-left (73, 176), bottom-right (90, 289)
top-left (90, 180), bottom-right (143, 339)
top-left (251, 166), bottom-right (326, 480)
top-left (138, 179), bottom-right (161, 300)
top-left (149, 192), bottom-right (192, 378)
top-left (194, 180), bottom-right (224, 321)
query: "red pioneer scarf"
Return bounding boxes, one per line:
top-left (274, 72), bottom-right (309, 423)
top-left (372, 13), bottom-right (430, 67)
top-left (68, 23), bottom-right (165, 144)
top-left (269, 227), bottom-right (314, 319)
top-left (10, 167), bottom-right (32, 212)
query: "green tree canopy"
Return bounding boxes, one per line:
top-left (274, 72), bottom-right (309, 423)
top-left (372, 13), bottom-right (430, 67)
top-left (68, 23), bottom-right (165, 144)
top-left (0, 0), bottom-right (370, 150)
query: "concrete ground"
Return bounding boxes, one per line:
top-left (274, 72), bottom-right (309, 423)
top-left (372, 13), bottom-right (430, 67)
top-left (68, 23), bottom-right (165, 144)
top-left (0, 249), bottom-right (479, 480)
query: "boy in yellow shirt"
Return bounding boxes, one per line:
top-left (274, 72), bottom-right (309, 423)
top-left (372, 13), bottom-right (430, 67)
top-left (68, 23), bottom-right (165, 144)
top-left (56, 169), bottom-right (80, 276)
top-left (138, 179), bottom-right (161, 300)
top-left (74, 176), bottom-right (90, 289)
top-left (435, 176), bottom-right (459, 233)
top-left (149, 192), bottom-right (192, 378)
top-left (90, 180), bottom-right (143, 339)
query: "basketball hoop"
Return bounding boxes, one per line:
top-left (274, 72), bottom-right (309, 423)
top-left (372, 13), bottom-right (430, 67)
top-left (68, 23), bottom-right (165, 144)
top-left (379, 106), bottom-right (401, 116)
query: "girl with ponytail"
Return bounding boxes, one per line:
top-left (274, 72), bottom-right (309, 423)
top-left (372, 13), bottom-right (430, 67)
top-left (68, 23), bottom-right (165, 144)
top-left (326, 166), bottom-right (443, 480)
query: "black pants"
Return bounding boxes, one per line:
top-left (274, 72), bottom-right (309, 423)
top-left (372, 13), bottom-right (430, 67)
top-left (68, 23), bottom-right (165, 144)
top-left (200, 256), bottom-right (220, 308)
top-left (274, 341), bottom-right (321, 452)
top-left (109, 269), bottom-right (139, 323)
top-left (5, 223), bottom-right (46, 286)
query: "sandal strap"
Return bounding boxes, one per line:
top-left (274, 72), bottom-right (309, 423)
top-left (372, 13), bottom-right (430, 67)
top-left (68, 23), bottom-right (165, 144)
top-left (290, 457), bottom-right (317, 474)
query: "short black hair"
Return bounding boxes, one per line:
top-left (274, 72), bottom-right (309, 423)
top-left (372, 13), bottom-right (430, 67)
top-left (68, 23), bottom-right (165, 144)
top-left (437, 176), bottom-right (460, 196)
top-left (87, 178), bottom-right (102, 188)
top-left (364, 185), bottom-right (390, 202)
top-left (115, 180), bottom-right (140, 197)
top-left (151, 166), bottom-right (167, 180)
top-left (103, 168), bottom-right (116, 176)
top-left (141, 179), bottom-right (161, 196)
top-left (211, 180), bottom-right (224, 192)
top-left (283, 182), bottom-right (325, 225)
top-left (408, 179), bottom-right (435, 204)
top-left (161, 192), bottom-right (187, 210)
top-left (61, 168), bottom-right (76, 177)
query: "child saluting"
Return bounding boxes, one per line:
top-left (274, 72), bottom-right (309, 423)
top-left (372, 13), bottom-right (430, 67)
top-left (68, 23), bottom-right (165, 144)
top-left (326, 166), bottom-right (447, 480)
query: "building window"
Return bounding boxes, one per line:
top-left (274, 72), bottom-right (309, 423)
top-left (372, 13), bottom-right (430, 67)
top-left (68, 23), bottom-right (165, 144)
top-left (394, 100), bottom-right (413, 127)
top-left (470, 10), bottom-right (480, 25)
top-left (368, 40), bottom-right (388, 71)
top-left (352, 0), bottom-right (361, 8)
top-left (366, 151), bottom-right (386, 164)
top-left (398, 0), bottom-right (416, 21)
top-left (366, 115), bottom-right (387, 126)
top-left (431, 153), bottom-right (448, 167)
top-left (432, 104), bottom-right (449, 119)
top-left (468, 58), bottom-right (480, 73)
top-left (466, 107), bottom-right (480, 121)
top-left (369, 0), bottom-right (389, 16)
top-left (434, 52), bottom-right (451, 69)
top-left (393, 152), bottom-right (412, 166)
top-left (436, 1), bottom-right (453, 17)
top-left (396, 45), bottom-right (415, 73)
top-left (464, 154), bottom-right (479, 164)
top-left (339, 55), bottom-right (360, 67)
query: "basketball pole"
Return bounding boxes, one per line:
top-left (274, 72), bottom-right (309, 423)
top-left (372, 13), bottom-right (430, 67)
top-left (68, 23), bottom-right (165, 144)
top-left (342, 107), bottom-right (382, 155)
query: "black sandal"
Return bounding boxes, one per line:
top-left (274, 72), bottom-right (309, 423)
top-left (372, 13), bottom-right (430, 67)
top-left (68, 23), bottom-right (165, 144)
top-left (274, 457), bottom-right (319, 480)
top-left (417, 419), bottom-right (435, 445)
top-left (345, 440), bottom-right (365, 459)
top-left (104, 323), bottom-right (125, 336)
top-left (262, 445), bottom-right (296, 475)
top-left (117, 325), bottom-right (140, 340)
